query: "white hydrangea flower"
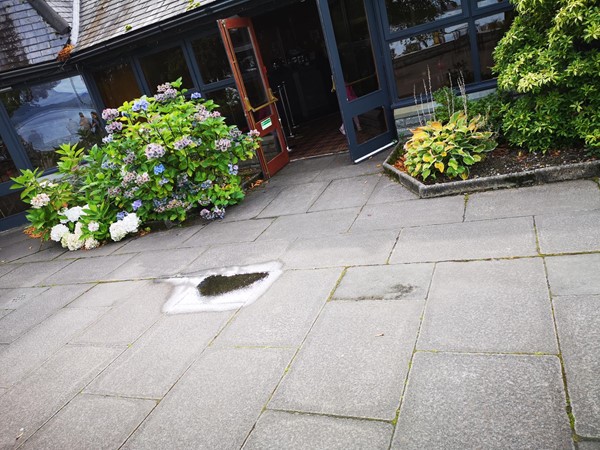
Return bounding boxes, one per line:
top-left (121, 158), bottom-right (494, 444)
top-left (74, 222), bottom-right (83, 237)
top-left (30, 193), bottom-right (51, 209)
top-left (50, 224), bottom-right (69, 242)
top-left (87, 221), bottom-right (100, 232)
top-left (61, 232), bottom-right (84, 251)
top-left (64, 206), bottom-right (86, 222)
top-left (121, 213), bottom-right (140, 233)
top-left (109, 222), bottom-right (128, 242)
top-left (84, 238), bottom-right (100, 250)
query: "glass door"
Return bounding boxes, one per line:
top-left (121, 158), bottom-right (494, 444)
top-left (218, 17), bottom-right (289, 179)
top-left (317, 0), bottom-right (397, 162)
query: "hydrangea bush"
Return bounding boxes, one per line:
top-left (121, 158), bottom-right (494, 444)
top-left (12, 79), bottom-right (260, 250)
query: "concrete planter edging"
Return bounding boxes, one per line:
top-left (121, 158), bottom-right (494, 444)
top-left (383, 149), bottom-right (600, 198)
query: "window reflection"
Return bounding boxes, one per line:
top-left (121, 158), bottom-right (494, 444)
top-left (476, 12), bottom-right (514, 80)
top-left (139, 46), bottom-right (194, 92)
top-left (477, 0), bottom-right (506, 7)
top-left (0, 191), bottom-right (28, 219)
top-left (0, 75), bottom-right (97, 171)
top-left (191, 34), bottom-right (233, 84)
top-left (93, 61), bottom-right (142, 108)
top-left (329, 0), bottom-right (379, 98)
top-left (385, 0), bottom-right (462, 33)
top-left (0, 136), bottom-right (18, 183)
top-left (389, 23), bottom-right (473, 98)
top-left (205, 87), bottom-right (248, 131)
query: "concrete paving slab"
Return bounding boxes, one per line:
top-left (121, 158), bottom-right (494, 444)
top-left (367, 175), bottom-right (418, 204)
top-left (578, 442), bottom-right (600, 450)
top-left (265, 156), bottom-right (334, 187)
top-left (546, 254), bottom-right (600, 296)
top-left (0, 260), bottom-right (73, 287)
top-left (0, 387), bottom-right (7, 398)
top-left (0, 287), bottom-right (48, 309)
top-left (536, 209), bottom-right (600, 254)
top-left (0, 345), bottom-right (121, 449)
top-left (392, 352), bottom-right (572, 449)
top-left (15, 244), bottom-right (67, 263)
top-left (554, 294), bottom-right (600, 438)
top-left (49, 254), bottom-right (135, 284)
top-left (317, 152), bottom-right (386, 181)
top-left (0, 238), bottom-right (42, 263)
top-left (390, 216), bottom-right (538, 263)
top-left (21, 394), bottom-right (156, 450)
top-left (222, 186), bottom-right (282, 222)
top-left (72, 280), bottom-right (169, 346)
top-left (105, 247), bottom-right (203, 280)
top-left (0, 310), bottom-right (10, 320)
top-left (54, 239), bottom-right (129, 259)
top-left (115, 226), bottom-right (202, 253)
top-left (269, 300), bottom-right (422, 420)
top-left (215, 268), bottom-right (341, 348)
top-left (418, 259), bottom-right (558, 353)
top-left (282, 230), bottom-right (398, 269)
top-left (0, 308), bottom-right (103, 387)
top-left (257, 182), bottom-right (328, 217)
top-left (0, 227), bottom-right (29, 247)
top-left (309, 174), bottom-right (380, 212)
top-left (122, 347), bottom-right (293, 450)
top-left (66, 280), bottom-right (142, 309)
top-left (183, 238), bottom-right (293, 273)
top-left (333, 263), bottom-right (434, 301)
top-left (86, 312), bottom-right (232, 398)
top-left (351, 196), bottom-right (465, 232)
top-left (183, 218), bottom-right (274, 247)
top-left (257, 208), bottom-right (359, 241)
top-left (465, 180), bottom-right (600, 221)
top-left (0, 263), bottom-right (17, 279)
top-left (0, 284), bottom-right (91, 343)
top-left (243, 410), bottom-right (393, 450)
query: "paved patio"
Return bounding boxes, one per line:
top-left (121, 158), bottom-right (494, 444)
top-left (0, 151), bottom-right (599, 449)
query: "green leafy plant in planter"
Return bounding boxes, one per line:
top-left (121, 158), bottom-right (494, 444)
top-left (11, 79), bottom-right (261, 250)
top-left (403, 112), bottom-right (497, 181)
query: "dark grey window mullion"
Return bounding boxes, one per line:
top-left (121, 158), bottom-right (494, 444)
top-left (81, 70), bottom-right (106, 113)
top-left (0, 100), bottom-right (32, 172)
top-left (131, 56), bottom-right (151, 96)
top-left (181, 41), bottom-right (202, 92)
top-left (465, 0), bottom-right (482, 83)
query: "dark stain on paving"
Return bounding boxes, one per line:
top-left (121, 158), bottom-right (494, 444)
top-left (197, 272), bottom-right (269, 297)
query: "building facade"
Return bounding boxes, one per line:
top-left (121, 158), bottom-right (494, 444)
top-left (0, 0), bottom-right (514, 230)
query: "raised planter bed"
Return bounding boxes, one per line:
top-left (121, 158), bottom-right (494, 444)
top-left (384, 147), bottom-right (600, 198)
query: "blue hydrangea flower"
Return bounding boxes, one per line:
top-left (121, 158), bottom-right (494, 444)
top-left (200, 180), bottom-right (213, 190)
top-left (228, 163), bottom-right (239, 175)
top-left (132, 97), bottom-right (149, 112)
top-left (116, 211), bottom-right (128, 221)
top-left (132, 200), bottom-right (142, 211)
top-left (191, 92), bottom-right (202, 99)
top-left (154, 163), bottom-right (165, 175)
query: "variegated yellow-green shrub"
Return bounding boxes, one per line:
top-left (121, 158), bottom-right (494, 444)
top-left (403, 112), bottom-right (497, 181)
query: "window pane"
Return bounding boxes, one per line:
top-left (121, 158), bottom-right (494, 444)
top-left (93, 61), bottom-right (142, 108)
top-left (389, 23), bottom-right (473, 99)
top-left (0, 135), bottom-right (19, 183)
top-left (139, 46), bottom-right (194, 93)
top-left (0, 191), bottom-right (28, 219)
top-left (205, 87), bottom-right (248, 131)
top-left (385, 0), bottom-right (462, 33)
top-left (356, 106), bottom-right (389, 144)
top-left (1, 75), bottom-right (97, 171)
top-left (476, 12), bottom-right (515, 80)
top-left (477, 0), bottom-right (507, 7)
top-left (191, 34), bottom-right (233, 84)
top-left (329, 0), bottom-right (380, 99)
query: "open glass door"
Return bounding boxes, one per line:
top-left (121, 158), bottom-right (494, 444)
top-left (317, 0), bottom-right (397, 162)
top-left (218, 17), bottom-right (289, 179)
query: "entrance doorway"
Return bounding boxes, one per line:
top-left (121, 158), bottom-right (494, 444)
top-left (221, 0), bottom-right (397, 168)
top-left (250, 1), bottom-right (347, 162)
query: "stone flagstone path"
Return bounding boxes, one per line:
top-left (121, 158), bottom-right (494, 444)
top-left (0, 151), bottom-right (599, 449)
